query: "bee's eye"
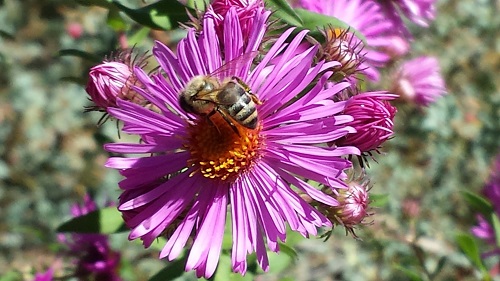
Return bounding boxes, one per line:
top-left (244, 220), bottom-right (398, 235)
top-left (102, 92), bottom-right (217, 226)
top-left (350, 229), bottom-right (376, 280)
top-left (203, 82), bottom-right (213, 92)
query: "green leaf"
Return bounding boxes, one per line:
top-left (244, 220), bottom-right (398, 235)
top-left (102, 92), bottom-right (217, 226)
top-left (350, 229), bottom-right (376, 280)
top-left (75, 0), bottom-right (114, 9)
top-left (369, 193), bottom-right (389, 208)
top-left (394, 265), bottom-right (424, 281)
top-left (265, 249), bottom-right (294, 274)
top-left (455, 232), bottom-right (486, 272)
top-left (107, 8), bottom-right (128, 31)
top-left (294, 8), bottom-right (366, 44)
top-left (148, 258), bottom-right (187, 281)
top-left (112, 0), bottom-right (190, 30)
top-left (127, 27), bottom-right (151, 46)
top-left (213, 254), bottom-right (254, 281)
top-left (57, 206), bottom-right (126, 234)
top-left (60, 76), bottom-right (87, 86)
top-left (265, 0), bottom-right (303, 27)
top-left (0, 30), bottom-right (14, 40)
top-left (185, 0), bottom-right (208, 10)
top-left (430, 256), bottom-right (447, 279)
top-left (58, 49), bottom-right (102, 63)
top-left (278, 242), bottom-right (298, 261)
top-left (492, 213), bottom-right (500, 247)
top-left (0, 270), bottom-right (22, 281)
top-left (462, 190), bottom-right (493, 218)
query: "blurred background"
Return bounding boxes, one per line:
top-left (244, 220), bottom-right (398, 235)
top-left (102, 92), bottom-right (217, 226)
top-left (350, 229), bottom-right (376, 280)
top-left (0, 0), bottom-right (499, 280)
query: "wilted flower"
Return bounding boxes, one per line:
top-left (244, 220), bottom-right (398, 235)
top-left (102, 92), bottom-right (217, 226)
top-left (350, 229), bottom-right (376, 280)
top-left (391, 56), bottom-right (446, 107)
top-left (336, 92), bottom-right (397, 154)
top-left (376, 0), bottom-right (436, 34)
top-left (297, 0), bottom-right (399, 81)
top-left (59, 195), bottom-right (121, 281)
top-left (316, 27), bottom-right (366, 80)
top-left (85, 50), bottom-right (148, 113)
top-left (104, 8), bottom-right (359, 278)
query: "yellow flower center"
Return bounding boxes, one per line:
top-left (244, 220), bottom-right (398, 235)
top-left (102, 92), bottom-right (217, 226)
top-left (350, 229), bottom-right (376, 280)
top-left (326, 28), bottom-right (345, 40)
top-left (185, 114), bottom-right (263, 182)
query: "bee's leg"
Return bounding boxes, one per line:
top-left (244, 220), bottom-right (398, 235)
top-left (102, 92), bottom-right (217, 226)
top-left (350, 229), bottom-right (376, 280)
top-left (206, 110), bottom-right (222, 135)
top-left (250, 94), bottom-right (263, 105)
top-left (232, 76), bottom-right (262, 105)
top-left (215, 108), bottom-right (241, 137)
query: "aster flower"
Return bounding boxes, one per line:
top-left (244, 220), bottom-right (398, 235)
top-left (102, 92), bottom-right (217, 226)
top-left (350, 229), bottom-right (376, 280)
top-left (376, 0), bottom-right (436, 34)
top-left (104, 8), bottom-right (359, 278)
top-left (335, 92), bottom-right (398, 155)
top-left (471, 154), bottom-right (500, 258)
top-left (59, 194), bottom-right (121, 281)
top-left (297, 0), bottom-right (399, 81)
top-left (85, 50), bottom-right (149, 114)
top-left (391, 56), bottom-right (446, 107)
top-left (484, 155), bottom-right (500, 216)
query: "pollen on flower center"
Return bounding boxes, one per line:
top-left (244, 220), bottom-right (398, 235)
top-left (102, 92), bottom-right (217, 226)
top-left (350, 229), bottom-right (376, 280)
top-left (185, 114), bottom-right (263, 182)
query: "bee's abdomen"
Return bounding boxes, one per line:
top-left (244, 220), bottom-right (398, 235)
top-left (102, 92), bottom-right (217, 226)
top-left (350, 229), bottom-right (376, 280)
top-left (227, 93), bottom-right (258, 129)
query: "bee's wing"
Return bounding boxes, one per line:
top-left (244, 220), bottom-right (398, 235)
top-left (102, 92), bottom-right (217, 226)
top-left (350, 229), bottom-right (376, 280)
top-left (210, 51), bottom-right (259, 80)
top-left (194, 87), bottom-right (238, 106)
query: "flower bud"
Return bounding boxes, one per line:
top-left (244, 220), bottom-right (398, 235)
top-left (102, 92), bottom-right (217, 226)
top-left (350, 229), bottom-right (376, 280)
top-left (85, 50), bottom-right (147, 112)
top-left (317, 27), bottom-right (365, 80)
top-left (204, 0), bottom-right (265, 47)
top-left (337, 92), bottom-right (397, 153)
top-left (319, 178), bottom-right (371, 238)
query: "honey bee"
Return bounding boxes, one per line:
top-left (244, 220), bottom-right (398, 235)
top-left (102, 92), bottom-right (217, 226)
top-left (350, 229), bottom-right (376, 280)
top-left (179, 53), bottom-right (262, 136)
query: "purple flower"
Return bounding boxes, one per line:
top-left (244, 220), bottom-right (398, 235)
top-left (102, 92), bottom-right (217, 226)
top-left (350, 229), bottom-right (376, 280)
top-left (86, 50), bottom-right (148, 112)
top-left (297, 0), bottom-right (400, 81)
top-left (332, 180), bottom-right (370, 234)
top-left (59, 195), bottom-right (121, 281)
top-left (32, 268), bottom-right (54, 281)
top-left (472, 154), bottom-right (500, 258)
top-left (471, 215), bottom-right (496, 245)
top-left (104, 7), bottom-right (359, 278)
top-left (376, 0), bottom-right (436, 34)
top-left (391, 56), bottom-right (446, 107)
top-left (204, 0), bottom-right (266, 50)
top-left (380, 35), bottom-right (410, 59)
top-left (336, 92), bottom-right (397, 153)
top-left (484, 156), bottom-right (500, 215)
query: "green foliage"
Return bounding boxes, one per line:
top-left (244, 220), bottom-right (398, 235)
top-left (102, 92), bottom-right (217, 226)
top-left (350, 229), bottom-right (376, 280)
top-left (455, 233), bottom-right (490, 279)
top-left (76, 0), bottom-right (191, 30)
top-left (149, 257), bottom-right (188, 281)
top-left (57, 207), bottom-right (126, 234)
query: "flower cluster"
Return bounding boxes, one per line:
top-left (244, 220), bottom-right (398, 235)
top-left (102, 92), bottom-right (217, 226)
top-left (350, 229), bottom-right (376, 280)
top-left (31, 195), bottom-right (121, 281)
top-left (471, 154), bottom-right (500, 258)
top-left (297, 0), bottom-right (446, 108)
top-left (80, 0), bottom-right (448, 278)
top-left (59, 195), bottom-right (121, 281)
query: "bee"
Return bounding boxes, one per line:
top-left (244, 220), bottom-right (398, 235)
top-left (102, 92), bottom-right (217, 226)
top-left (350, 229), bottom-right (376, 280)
top-left (179, 53), bottom-right (262, 136)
